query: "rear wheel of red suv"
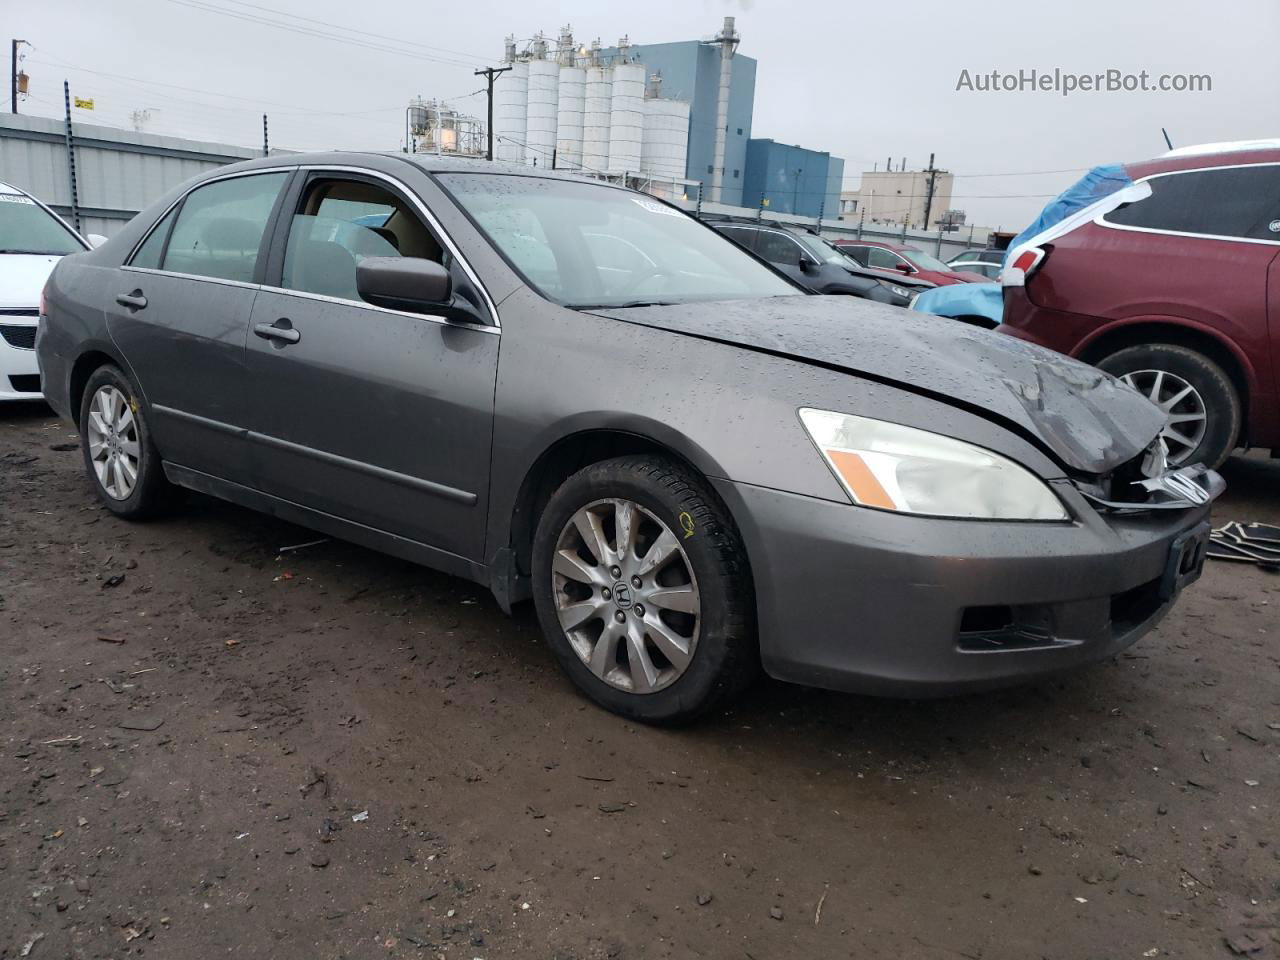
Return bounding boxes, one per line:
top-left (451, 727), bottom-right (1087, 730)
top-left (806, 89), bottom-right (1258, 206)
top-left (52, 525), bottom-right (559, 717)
top-left (1098, 344), bottom-right (1240, 469)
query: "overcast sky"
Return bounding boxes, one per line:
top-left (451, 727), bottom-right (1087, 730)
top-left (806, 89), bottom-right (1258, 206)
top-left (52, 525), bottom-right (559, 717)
top-left (10, 0), bottom-right (1279, 229)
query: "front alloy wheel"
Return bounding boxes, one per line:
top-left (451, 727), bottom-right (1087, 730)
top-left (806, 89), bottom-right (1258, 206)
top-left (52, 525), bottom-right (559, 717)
top-left (553, 498), bottom-right (700, 695)
top-left (531, 455), bottom-right (756, 724)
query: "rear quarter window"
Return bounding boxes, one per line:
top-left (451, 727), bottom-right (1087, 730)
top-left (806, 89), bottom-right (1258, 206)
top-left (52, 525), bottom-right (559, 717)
top-left (1103, 164), bottom-right (1280, 241)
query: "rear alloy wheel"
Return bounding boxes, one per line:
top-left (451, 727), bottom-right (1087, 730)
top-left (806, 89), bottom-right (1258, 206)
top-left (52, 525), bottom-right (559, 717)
top-left (78, 365), bottom-right (173, 519)
top-left (532, 456), bottom-right (756, 724)
top-left (1099, 344), bottom-right (1240, 469)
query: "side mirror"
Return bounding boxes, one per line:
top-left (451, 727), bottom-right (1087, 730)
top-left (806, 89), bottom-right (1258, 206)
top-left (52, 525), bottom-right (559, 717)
top-left (87, 234), bottom-right (108, 248)
top-left (800, 258), bottom-right (819, 273)
top-left (896, 263), bottom-right (914, 274)
top-left (356, 257), bottom-right (451, 314)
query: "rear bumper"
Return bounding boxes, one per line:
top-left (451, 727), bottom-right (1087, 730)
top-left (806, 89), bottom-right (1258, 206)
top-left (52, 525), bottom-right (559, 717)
top-left (0, 322), bottom-right (42, 400)
top-left (712, 477), bottom-right (1215, 697)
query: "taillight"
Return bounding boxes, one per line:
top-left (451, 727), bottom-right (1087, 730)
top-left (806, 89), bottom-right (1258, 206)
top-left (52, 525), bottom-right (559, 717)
top-left (1000, 244), bottom-right (1050, 287)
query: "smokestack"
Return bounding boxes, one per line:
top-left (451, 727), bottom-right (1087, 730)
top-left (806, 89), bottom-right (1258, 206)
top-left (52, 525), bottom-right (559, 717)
top-left (709, 16), bottom-right (739, 204)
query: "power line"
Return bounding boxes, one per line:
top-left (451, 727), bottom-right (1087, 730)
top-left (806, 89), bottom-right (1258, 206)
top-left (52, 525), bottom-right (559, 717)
top-left (165, 0), bottom-right (486, 68)
top-left (205, 0), bottom-right (491, 64)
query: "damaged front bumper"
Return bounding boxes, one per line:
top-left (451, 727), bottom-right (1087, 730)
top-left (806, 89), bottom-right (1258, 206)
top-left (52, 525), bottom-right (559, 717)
top-left (712, 465), bottom-right (1220, 698)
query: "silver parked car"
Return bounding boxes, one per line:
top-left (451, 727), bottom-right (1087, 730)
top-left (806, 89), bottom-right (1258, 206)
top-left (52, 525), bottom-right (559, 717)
top-left (38, 153), bottom-right (1221, 723)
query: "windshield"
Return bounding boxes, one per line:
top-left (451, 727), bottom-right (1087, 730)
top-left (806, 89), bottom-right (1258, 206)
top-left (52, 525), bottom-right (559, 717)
top-left (901, 247), bottom-right (951, 272)
top-left (437, 174), bottom-right (799, 308)
top-left (794, 232), bottom-right (850, 265)
top-left (0, 193), bottom-right (85, 256)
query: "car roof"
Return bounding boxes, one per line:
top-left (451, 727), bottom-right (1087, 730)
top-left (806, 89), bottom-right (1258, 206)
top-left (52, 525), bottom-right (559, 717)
top-left (1128, 143), bottom-right (1280, 179)
top-left (211, 150), bottom-right (601, 182)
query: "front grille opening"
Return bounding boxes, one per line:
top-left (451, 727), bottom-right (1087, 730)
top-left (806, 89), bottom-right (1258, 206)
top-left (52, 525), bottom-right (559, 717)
top-left (959, 605), bottom-right (1013, 633)
top-left (1110, 577), bottom-right (1163, 632)
top-left (8, 375), bottom-right (40, 394)
top-left (958, 603), bottom-right (1061, 652)
top-left (0, 324), bottom-right (37, 350)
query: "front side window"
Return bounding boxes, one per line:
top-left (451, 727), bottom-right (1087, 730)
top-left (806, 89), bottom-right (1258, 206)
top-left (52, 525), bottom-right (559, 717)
top-left (900, 247), bottom-right (951, 271)
top-left (755, 231), bottom-right (805, 266)
top-left (438, 174), bottom-right (798, 309)
top-left (0, 193), bottom-right (84, 256)
top-left (716, 226), bottom-right (758, 252)
top-left (162, 172), bottom-right (287, 282)
top-left (866, 246), bottom-right (906, 270)
top-left (280, 177), bottom-right (447, 303)
top-left (1103, 164), bottom-right (1280, 241)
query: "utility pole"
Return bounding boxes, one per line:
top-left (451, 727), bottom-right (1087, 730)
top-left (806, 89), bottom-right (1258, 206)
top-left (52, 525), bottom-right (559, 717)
top-left (62, 80), bottom-right (81, 232)
top-left (11, 39), bottom-right (28, 113)
top-left (922, 152), bottom-right (938, 233)
top-left (474, 65), bottom-right (511, 161)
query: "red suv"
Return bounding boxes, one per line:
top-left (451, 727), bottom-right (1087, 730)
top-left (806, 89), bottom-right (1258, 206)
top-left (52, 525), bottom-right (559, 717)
top-left (834, 240), bottom-right (986, 286)
top-left (1001, 143), bottom-right (1280, 469)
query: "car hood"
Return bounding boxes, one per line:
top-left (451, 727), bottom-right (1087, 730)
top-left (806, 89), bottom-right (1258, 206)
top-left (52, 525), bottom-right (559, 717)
top-left (592, 295), bottom-right (1166, 475)
top-left (0, 254), bottom-right (64, 309)
top-left (842, 264), bottom-right (933, 289)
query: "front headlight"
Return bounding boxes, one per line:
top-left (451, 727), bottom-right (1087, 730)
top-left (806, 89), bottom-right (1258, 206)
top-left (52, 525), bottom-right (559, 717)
top-left (798, 408), bottom-right (1068, 521)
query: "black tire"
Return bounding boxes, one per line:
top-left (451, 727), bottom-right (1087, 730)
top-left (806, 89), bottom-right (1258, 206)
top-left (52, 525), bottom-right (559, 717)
top-left (78, 364), bottom-right (173, 519)
top-left (531, 455), bottom-right (756, 724)
top-left (1098, 344), bottom-right (1241, 469)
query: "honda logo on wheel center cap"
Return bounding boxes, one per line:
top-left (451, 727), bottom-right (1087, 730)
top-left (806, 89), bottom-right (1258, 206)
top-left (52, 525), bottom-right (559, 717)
top-left (612, 582), bottom-right (632, 609)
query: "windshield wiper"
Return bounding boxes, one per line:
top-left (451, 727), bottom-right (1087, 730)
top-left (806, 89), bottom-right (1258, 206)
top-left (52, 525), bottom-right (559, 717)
top-left (0, 249), bottom-right (63, 255)
top-left (573, 299), bottom-right (677, 310)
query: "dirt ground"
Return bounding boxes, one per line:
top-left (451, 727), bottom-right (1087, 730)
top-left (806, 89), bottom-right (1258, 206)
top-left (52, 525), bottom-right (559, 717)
top-left (2, 400), bottom-right (1278, 960)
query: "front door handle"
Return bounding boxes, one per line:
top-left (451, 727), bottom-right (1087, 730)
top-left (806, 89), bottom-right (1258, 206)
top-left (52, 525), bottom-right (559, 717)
top-left (115, 291), bottom-right (148, 311)
top-left (253, 319), bottom-right (301, 345)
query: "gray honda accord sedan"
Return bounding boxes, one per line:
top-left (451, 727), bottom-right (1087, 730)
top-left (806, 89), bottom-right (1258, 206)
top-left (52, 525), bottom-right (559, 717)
top-left (37, 152), bottom-right (1222, 722)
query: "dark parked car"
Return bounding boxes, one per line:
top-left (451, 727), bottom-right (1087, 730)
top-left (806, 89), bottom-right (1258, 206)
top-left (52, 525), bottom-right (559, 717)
top-left (706, 218), bottom-right (931, 306)
top-left (39, 153), bottom-right (1221, 723)
top-left (1001, 143), bottom-right (1280, 469)
top-left (834, 239), bottom-right (987, 286)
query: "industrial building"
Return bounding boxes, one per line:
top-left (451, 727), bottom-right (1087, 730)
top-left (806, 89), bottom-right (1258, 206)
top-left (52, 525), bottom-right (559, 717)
top-left (491, 27), bottom-right (698, 202)
top-left (840, 165), bottom-right (956, 228)
top-left (489, 18), bottom-right (841, 212)
top-left (742, 139), bottom-right (843, 219)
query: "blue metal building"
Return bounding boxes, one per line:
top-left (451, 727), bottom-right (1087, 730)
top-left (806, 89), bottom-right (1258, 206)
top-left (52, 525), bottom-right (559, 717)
top-left (742, 139), bottom-right (844, 219)
top-left (598, 39), bottom-right (757, 207)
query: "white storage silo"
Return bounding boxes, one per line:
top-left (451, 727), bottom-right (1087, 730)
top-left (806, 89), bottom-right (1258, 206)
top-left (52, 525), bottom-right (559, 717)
top-left (607, 62), bottom-right (645, 176)
top-left (493, 59), bottom-right (528, 164)
top-left (641, 97), bottom-right (691, 182)
top-left (556, 65), bottom-right (586, 170)
top-left (525, 55), bottom-right (560, 168)
top-left (581, 65), bottom-right (613, 174)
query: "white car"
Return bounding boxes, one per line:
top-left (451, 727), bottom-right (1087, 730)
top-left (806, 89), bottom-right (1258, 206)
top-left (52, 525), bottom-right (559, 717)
top-left (1, 180), bottom-right (101, 401)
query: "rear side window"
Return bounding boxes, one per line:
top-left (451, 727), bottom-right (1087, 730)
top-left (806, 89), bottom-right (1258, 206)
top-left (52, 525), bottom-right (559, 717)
top-left (716, 226), bottom-right (758, 252)
top-left (840, 245), bottom-right (870, 266)
top-left (129, 206), bottom-right (178, 269)
top-left (0, 193), bottom-right (84, 256)
top-left (162, 172), bottom-right (287, 282)
top-left (1103, 164), bottom-right (1280, 241)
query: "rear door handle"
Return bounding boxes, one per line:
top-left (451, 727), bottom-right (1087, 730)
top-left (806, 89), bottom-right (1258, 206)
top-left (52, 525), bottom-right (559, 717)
top-left (253, 320), bottom-right (301, 344)
top-left (115, 291), bottom-right (148, 310)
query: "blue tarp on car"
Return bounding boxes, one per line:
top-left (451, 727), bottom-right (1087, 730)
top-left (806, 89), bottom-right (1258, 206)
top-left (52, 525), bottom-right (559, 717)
top-left (911, 282), bottom-right (1004, 326)
top-left (1003, 164), bottom-right (1133, 265)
